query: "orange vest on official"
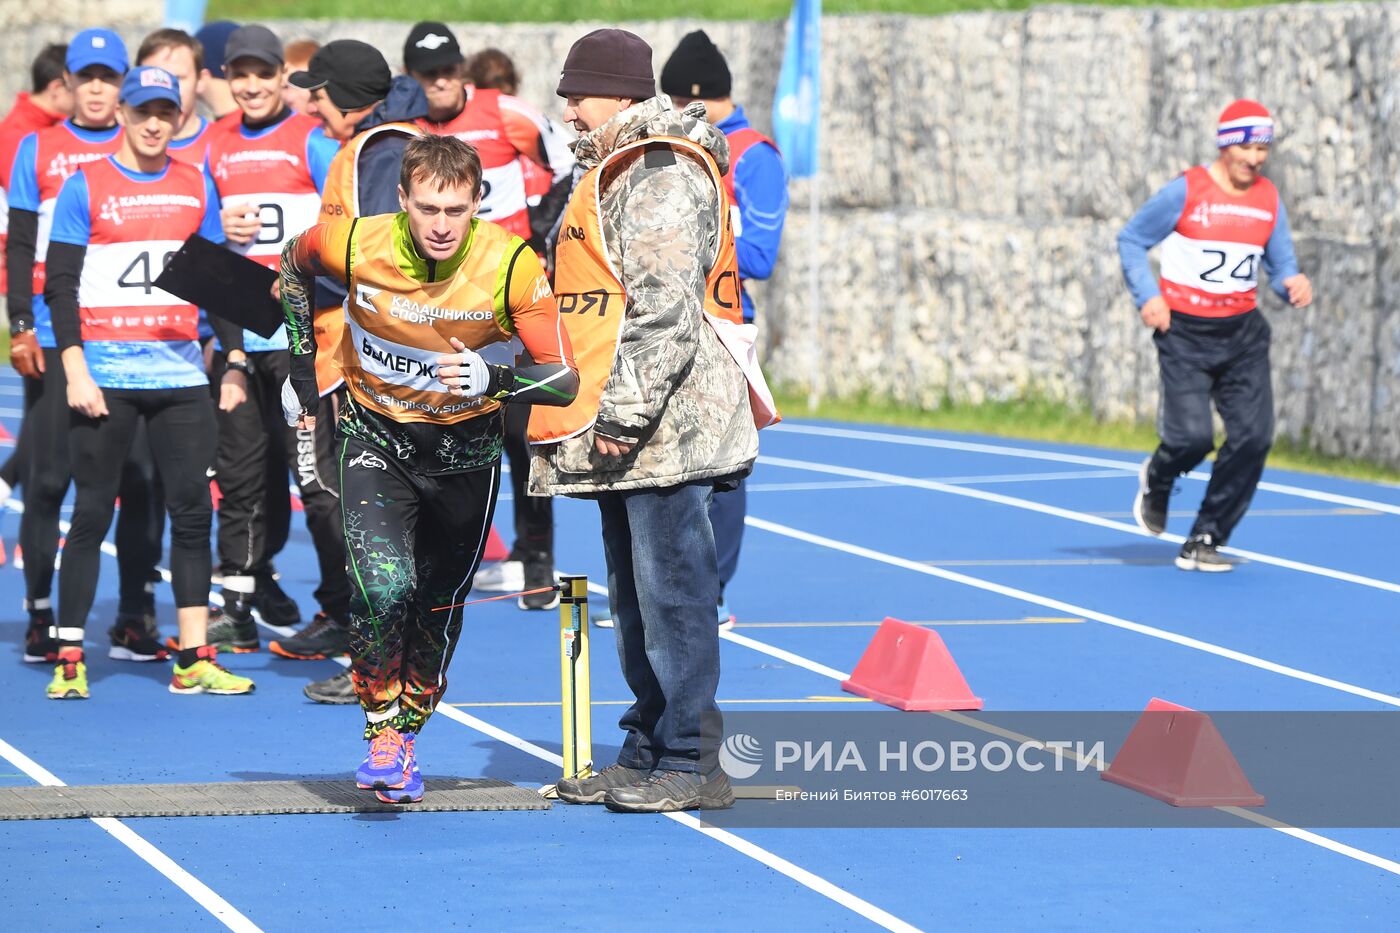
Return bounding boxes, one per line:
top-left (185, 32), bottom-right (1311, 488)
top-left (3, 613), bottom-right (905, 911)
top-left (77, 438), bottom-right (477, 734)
top-left (529, 135), bottom-right (777, 444)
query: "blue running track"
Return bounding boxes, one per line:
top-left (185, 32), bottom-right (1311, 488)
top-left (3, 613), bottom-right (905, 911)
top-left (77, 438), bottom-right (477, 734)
top-left (0, 363), bottom-right (1396, 931)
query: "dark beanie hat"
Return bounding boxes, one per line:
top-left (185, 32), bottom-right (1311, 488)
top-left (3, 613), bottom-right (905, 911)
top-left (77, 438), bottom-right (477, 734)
top-left (556, 28), bottom-right (655, 100)
top-left (660, 30), bottom-right (732, 100)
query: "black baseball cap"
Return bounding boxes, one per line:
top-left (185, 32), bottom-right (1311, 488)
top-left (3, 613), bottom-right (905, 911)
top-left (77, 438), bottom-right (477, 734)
top-left (288, 40), bottom-right (391, 111)
top-left (223, 25), bottom-right (284, 69)
top-left (403, 22), bottom-right (463, 74)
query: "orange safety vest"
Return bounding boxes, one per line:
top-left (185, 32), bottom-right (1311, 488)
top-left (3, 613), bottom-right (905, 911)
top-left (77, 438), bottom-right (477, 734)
top-left (333, 213), bottom-right (519, 425)
top-left (313, 122), bottom-right (425, 395)
top-left (529, 135), bottom-right (777, 444)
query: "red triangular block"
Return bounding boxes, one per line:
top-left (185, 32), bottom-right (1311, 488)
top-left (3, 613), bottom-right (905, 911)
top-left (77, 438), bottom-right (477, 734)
top-left (1101, 698), bottom-right (1265, 807)
top-left (841, 617), bottom-right (983, 711)
top-left (483, 525), bottom-right (510, 562)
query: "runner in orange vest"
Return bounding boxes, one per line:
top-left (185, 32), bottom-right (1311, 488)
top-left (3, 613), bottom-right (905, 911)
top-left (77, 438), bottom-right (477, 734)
top-left (278, 134), bottom-right (577, 803)
top-left (286, 40), bottom-right (429, 703)
top-left (535, 29), bottom-right (775, 814)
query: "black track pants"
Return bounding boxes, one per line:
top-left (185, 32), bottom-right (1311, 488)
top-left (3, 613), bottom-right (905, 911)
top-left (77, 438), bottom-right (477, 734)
top-left (1147, 309), bottom-right (1274, 545)
top-left (501, 402), bottom-right (552, 560)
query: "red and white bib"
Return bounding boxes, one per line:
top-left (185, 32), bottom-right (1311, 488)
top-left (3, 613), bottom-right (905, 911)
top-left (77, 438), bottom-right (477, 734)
top-left (418, 88), bottom-right (529, 241)
top-left (1159, 166), bottom-right (1279, 318)
top-left (30, 125), bottom-right (121, 297)
top-left (207, 114), bottom-right (323, 270)
top-left (78, 157), bottom-right (205, 342)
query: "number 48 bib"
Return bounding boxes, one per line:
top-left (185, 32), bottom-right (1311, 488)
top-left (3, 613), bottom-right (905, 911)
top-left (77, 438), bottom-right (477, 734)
top-left (77, 158), bottom-right (205, 342)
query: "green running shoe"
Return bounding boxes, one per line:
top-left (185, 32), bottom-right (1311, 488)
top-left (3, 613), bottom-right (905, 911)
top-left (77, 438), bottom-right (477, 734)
top-left (170, 647), bottom-right (255, 695)
top-left (46, 652), bottom-right (89, 700)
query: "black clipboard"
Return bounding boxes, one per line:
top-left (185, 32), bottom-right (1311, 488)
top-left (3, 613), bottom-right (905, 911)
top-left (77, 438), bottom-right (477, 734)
top-left (153, 234), bottom-right (284, 339)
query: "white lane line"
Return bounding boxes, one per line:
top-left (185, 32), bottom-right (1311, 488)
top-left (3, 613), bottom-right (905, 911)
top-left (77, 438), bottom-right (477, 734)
top-left (50, 529), bottom-right (921, 932)
top-left (722, 596), bottom-right (1400, 878)
top-left (0, 737), bottom-right (262, 932)
top-left (744, 515), bottom-right (1400, 709)
top-left (758, 455), bottom-right (1400, 597)
top-left (748, 470), bottom-right (1126, 495)
top-left (771, 423), bottom-right (1400, 517)
top-left (238, 581), bottom-right (920, 931)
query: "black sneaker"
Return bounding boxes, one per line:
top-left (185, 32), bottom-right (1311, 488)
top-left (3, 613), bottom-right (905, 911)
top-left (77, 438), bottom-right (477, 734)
top-left (555, 764), bottom-right (650, 804)
top-left (604, 769), bottom-right (735, 813)
top-left (107, 615), bottom-right (170, 662)
top-left (518, 554), bottom-right (559, 611)
top-left (269, 612), bottom-right (350, 660)
top-left (1175, 533), bottom-right (1233, 573)
top-left (1133, 458), bottom-right (1169, 536)
top-left (303, 669), bottom-right (357, 704)
top-left (254, 569), bottom-right (302, 628)
top-left (22, 612), bottom-right (58, 664)
top-left (207, 597), bottom-right (260, 652)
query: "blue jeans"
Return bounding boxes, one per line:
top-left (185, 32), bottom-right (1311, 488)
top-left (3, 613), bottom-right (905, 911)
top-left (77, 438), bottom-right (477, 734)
top-left (597, 482), bottom-right (722, 774)
top-left (709, 477), bottom-right (746, 595)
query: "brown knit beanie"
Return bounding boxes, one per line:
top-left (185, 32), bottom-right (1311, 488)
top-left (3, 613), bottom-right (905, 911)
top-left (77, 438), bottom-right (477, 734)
top-left (556, 28), bottom-right (655, 100)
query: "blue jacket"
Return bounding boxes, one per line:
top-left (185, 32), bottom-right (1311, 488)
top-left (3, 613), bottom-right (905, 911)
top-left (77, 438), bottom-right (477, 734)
top-left (716, 106), bottom-right (788, 322)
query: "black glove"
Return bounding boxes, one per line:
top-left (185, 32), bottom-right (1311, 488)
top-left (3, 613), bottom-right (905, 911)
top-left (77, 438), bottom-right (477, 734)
top-left (282, 354), bottom-right (320, 425)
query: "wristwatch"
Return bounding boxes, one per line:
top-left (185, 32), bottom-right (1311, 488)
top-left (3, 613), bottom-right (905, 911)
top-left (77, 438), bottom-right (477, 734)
top-left (9, 320), bottom-right (34, 338)
top-left (225, 359), bottom-right (252, 376)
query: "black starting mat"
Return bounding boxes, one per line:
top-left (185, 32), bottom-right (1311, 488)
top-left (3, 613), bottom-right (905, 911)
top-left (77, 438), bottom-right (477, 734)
top-left (0, 778), bottom-right (550, 819)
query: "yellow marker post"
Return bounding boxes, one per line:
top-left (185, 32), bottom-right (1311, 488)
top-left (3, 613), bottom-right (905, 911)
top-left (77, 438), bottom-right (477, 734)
top-left (558, 575), bottom-right (593, 781)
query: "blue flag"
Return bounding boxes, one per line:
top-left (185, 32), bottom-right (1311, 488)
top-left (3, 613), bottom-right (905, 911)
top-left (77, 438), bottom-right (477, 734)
top-left (164, 0), bottom-right (207, 33)
top-left (772, 0), bottom-right (821, 178)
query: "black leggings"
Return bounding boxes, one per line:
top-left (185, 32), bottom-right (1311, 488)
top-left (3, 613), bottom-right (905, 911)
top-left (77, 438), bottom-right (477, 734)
top-left (339, 435), bottom-right (497, 737)
top-left (0, 369), bottom-right (41, 490)
top-left (22, 348), bottom-right (161, 612)
top-left (57, 385), bottom-right (216, 636)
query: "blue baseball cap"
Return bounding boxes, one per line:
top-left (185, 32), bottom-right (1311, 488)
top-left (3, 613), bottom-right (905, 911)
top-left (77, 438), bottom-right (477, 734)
top-left (120, 67), bottom-right (182, 108)
top-left (67, 28), bottom-right (129, 76)
top-left (195, 20), bottom-right (240, 79)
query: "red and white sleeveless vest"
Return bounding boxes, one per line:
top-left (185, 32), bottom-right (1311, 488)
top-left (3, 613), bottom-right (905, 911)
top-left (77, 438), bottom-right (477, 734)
top-left (207, 114), bottom-right (322, 278)
top-left (417, 88), bottom-right (530, 241)
top-left (1158, 166), bottom-right (1279, 318)
top-left (30, 124), bottom-right (122, 301)
top-left (77, 157), bottom-right (205, 343)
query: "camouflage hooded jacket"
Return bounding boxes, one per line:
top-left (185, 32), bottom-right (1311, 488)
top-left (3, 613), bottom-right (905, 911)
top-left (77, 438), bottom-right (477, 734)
top-left (529, 97), bottom-right (758, 496)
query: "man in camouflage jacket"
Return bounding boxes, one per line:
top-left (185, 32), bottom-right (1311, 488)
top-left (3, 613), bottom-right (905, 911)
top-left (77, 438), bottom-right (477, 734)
top-left (538, 29), bottom-right (755, 813)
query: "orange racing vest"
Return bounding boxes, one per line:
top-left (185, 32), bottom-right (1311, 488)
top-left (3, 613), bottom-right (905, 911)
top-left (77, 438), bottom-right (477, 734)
top-left (529, 135), bottom-right (776, 443)
top-left (326, 213), bottom-right (520, 425)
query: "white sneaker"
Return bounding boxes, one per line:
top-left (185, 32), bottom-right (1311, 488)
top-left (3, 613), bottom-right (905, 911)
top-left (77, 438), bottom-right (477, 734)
top-left (474, 559), bottom-right (524, 593)
top-left (593, 614), bottom-right (614, 628)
